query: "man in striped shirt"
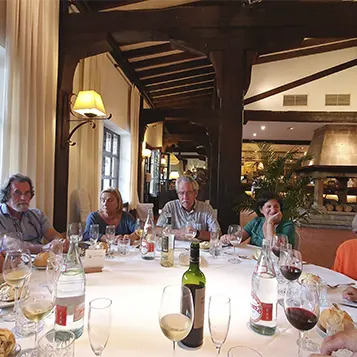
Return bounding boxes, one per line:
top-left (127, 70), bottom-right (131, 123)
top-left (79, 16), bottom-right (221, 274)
top-left (157, 175), bottom-right (220, 241)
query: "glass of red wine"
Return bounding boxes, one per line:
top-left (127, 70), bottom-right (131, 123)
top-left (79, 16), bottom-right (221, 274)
top-left (284, 280), bottom-right (320, 357)
top-left (279, 248), bottom-right (303, 282)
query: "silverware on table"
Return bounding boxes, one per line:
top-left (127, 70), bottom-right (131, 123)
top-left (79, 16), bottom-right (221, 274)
top-left (327, 282), bottom-right (355, 289)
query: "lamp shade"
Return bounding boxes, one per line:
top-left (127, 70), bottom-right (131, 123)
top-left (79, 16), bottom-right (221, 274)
top-left (169, 171), bottom-right (180, 180)
top-left (142, 148), bottom-right (152, 158)
top-left (73, 90), bottom-right (107, 117)
top-left (169, 153), bottom-right (180, 165)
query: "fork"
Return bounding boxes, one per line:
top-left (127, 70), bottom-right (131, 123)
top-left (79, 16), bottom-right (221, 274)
top-left (327, 282), bottom-right (355, 289)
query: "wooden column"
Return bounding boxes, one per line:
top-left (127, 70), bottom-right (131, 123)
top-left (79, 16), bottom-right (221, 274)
top-left (313, 179), bottom-right (324, 207)
top-left (212, 50), bottom-right (246, 233)
top-left (208, 130), bottom-right (219, 208)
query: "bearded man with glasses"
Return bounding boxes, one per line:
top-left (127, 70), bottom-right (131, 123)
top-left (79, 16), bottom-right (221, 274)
top-left (0, 173), bottom-right (66, 253)
top-left (157, 175), bottom-right (220, 241)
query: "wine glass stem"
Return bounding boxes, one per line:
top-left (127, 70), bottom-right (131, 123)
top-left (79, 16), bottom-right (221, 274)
top-left (172, 341), bottom-right (176, 351)
top-left (34, 322), bottom-right (39, 349)
top-left (216, 345), bottom-right (221, 355)
top-left (13, 286), bottom-right (19, 315)
top-left (298, 331), bottom-right (304, 357)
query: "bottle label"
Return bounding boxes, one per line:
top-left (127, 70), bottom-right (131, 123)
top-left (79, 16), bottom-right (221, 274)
top-left (250, 293), bottom-right (273, 322)
top-left (193, 286), bottom-right (205, 329)
top-left (74, 302), bottom-right (85, 322)
top-left (55, 305), bottom-right (67, 326)
top-left (161, 236), bottom-right (168, 253)
top-left (141, 240), bottom-right (155, 254)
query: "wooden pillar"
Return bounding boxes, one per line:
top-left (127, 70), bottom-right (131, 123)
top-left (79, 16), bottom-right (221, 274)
top-left (208, 129), bottom-right (219, 208)
top-left (138, 97), bottom-right (145, 202)
top-left (212, 50), bottom-right (246, 233)
top-left (313, 178), bottom-right (324, 207)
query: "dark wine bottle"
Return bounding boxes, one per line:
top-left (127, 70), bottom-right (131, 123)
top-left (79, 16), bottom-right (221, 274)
top-left (180, 240), bottom-right (206, 348)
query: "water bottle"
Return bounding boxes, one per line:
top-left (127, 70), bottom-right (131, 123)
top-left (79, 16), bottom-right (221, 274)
top-left (55, 234), bottom-right (86, 338)
top-left (141, 208), bottom-right (156, 260)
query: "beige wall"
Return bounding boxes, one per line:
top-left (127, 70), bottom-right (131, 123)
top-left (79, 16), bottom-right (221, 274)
top-left (145, 122), bottom-right (163, 148)
top-left (0, 0), bottom-right (5, 47)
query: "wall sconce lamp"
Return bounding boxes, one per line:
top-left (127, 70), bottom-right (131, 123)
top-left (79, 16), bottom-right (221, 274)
top-left (66, 90), bottom-right (112, 146)
top-left (142, 148), bottom-right (152, 158)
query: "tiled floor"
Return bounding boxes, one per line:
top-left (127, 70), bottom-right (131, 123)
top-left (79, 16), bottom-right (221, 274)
top-left (240, 212), bottom-right (357, 268)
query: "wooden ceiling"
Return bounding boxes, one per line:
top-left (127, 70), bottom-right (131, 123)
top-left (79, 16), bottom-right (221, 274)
top-left (69, 0), bottom-right (357, 154)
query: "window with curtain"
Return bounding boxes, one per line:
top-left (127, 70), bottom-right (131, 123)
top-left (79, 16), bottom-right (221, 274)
top-left (102, 127), bottom-right (120, 190)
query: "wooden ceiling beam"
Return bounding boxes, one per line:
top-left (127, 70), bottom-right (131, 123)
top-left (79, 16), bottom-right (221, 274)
top-left (64, 3), bottom-right (357, 39)
top-left (132, 53), bottom-right (202, 70)
top-left (256, 38), bottom-right (357, 64)
top-left (164, 134), bottom-right (208, 142)
top-left (148, 73), bottom-right (216, 92)
top-left (83, 0), bottom-right (148, 11)
top-left (142, 66), bottom-right (214, 85)
top-left (123, 42), bottom-right (172, 59)
top-left (142, 108), bottom-right (219, 120)
top-left (244, 110), bottom-right (357, 124)
top-left (139, 58), bottom-right (212, 79)
top-left (243, 139), bottom-right (311, 146)
top-left (154, 95), bottom-right (212, 108)
top-left (150, 81), bottom-right (214, 98)
top-left (244, 58), bottom-right (357, 106)
top-left (152, 87), bottom-right (213, 101)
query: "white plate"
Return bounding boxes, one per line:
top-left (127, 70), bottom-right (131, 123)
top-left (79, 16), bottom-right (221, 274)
top-left (316, 324), bottom-right (327, 338)
top-left (33, 265), bottom-right (46, 270)
top-left (0, 299), bottom-right (15, 309)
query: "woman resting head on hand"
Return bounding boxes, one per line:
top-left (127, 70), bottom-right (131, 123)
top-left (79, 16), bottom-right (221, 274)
top-left (84, 188), bottom-right (139, 244)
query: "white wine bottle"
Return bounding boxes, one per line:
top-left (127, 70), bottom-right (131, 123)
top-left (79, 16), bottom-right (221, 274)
top-left (179, 241), bottom-right (206, 348)
top-left (161, 215), bottom-right (174, 267)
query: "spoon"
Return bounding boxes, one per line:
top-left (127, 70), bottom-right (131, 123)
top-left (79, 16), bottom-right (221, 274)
top-left (327, 282), bottom-right (355, 289)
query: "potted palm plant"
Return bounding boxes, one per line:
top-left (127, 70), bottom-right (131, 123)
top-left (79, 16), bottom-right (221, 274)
top-left (235, 143), bottom-right (320, 224)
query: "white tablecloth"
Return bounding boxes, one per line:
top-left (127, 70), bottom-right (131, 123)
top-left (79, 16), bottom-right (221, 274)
top-left (2, 244), bottom-right (357, 357)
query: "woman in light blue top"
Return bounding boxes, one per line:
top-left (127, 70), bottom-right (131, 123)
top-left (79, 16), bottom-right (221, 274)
top-left (84, 188), bottom-right (138, 243)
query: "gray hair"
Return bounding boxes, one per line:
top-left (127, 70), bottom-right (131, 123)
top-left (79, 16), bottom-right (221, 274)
top-left (175, 175), bottom-right (199, 192)
top-left (0, 173), bottom-right (35, 203)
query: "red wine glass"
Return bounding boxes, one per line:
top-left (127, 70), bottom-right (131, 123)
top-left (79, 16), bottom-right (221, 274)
top-left (271, 234), bottom-right (288, 258)
top-left (279, 248), bottom-right (303, 282)
top-left (284, 280), bottom-right (320, 357)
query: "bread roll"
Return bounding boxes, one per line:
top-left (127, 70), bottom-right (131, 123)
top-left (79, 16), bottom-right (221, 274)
top-left (33, 251), bottom-right (51, 267)
top-left (319, 306), bottom-right (353, 332)
top-left (300, 272), bottom-right (321, 284)
top-left (0, 328), bottom-right (16, 357)
top-left (97, 242), bottom-right (109, 252)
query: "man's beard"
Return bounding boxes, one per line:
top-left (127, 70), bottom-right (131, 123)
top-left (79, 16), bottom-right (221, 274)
top-left (14, 202), bottom-right (29, 212)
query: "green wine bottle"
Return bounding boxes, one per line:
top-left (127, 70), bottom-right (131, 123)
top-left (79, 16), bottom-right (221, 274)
top-left (180, 240), bottom-right (206, 348)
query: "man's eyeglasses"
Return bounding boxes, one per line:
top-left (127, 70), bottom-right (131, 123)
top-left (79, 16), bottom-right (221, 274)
top-left (177, 191), bottom-right (195, 197)
top-left (12, 190), bottom-right (32, 198)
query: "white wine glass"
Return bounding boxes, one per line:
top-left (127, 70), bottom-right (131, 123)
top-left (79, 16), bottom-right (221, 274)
top-left (208, 295), bottom-right (231, 355)
top-left (184, 221), bottom-right (197, 242)
top-left (88, 298), bottom-right (112, 357)
top-left (19, 276), bottom-right (55, 357)
top-left (159, 285), bottom-right (194, 352)
top-left (2, 250), bottom-right (32, 322)
top-left (227, 225), bottom-right (242, 264)
top-left (45, 254), bottom-right (63, 292)
top-left (89, 224), bottom-right (100, 247)
top-left (1, 232), bottom-right (24, 251)
top-left (105, 225), bottom-right (116, 258)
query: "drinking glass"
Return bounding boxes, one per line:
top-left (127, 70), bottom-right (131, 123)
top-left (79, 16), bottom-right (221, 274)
top-left (227, 225), bottom-right (242, 264)
top-left (88, 298), bottom-right (112, 357)
top-left (208, 295), bottom-right (231, 355)
top-left (118, 236), bottom-right (130, 256)
top-left (2, 250), bottom-right (32, 322)
top-left (19, 276), bottom-right (55, 357)
top-left (105, 225), bottom-right (116, 258)
top-left (89, 224), bottom-right (100, 247)
top-left (1, 232), bottom-right (24, 251)
top-left (209, 231), bottom-right (222, 258)
top-left (227, 346), bottom-right (263, 357)
top-left (184, 221), bottom-right (197, 242)
top-left (48, 238), bottom-right (64, 258)
top-left (67, 223), bottom-right (83, 241)
top-left (38, 330), bottom-right (75, 357)
top-left (279, 248), bottom-right (303, 282)
top-left (46, 255), bottom-right (63, 292)
top-left (159, 285), bottom-right (194, 352)
top-left (271, 234), bottom-right (289, 259)
top-left (284, 280), bottom-right (320, 357)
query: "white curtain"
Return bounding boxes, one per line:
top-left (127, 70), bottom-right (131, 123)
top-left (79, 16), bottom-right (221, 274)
top-left (67, 54), bottom-right (105, 223)
top-left (0, 0), bottom-right (59, 222)
top-left (129, 85), bottom-right (140, 210)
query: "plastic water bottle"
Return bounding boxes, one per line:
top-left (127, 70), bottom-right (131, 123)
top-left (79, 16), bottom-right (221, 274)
top-left (55, 234), bottom-right (86, 338)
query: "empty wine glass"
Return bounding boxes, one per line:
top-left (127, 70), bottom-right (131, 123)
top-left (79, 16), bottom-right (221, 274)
top-left (2, 250), bottom-right (32, 322)
top-left (159, 285), bottom-right (194, 352)
top-left (271, 234), bottom-right (289, 258)
top-left (208, 295), bottom-right (231, 355)
top-left (19, 276), bottom-right (55, 357)
top-left (46, 254), bottom-right (63, 292)
top-left (88, 298), bottom-right (112, 357)
top-left (184, 221), bottom-right (197, 242)
top-left (227, 225), bottom-right (242, 264)
top-left (67, 222), bottom-right (83, 242)
top-left (89, 224), bottom-right (100, 248)
top-left (105, 225), bottom-right (116, 258)
top-left (228, 346), bottom-right (263, 357)
top-left (1, 232), bottom-right (24, 251)
top-left (284, 280), bottom-right (320, 357)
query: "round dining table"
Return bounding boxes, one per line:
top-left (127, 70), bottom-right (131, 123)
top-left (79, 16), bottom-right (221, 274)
top-left (2, 243), bottom-right (357, 357)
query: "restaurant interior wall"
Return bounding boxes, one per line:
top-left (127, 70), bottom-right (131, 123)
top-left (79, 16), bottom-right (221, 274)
top-left (144, 122), bottom-right (163, 148)
top-left (0, 0), bottom-right (5, 47)
top-left (245, 47), bottom-right (357, 111)
top-left (67, 54), bottom-right (133, 223)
